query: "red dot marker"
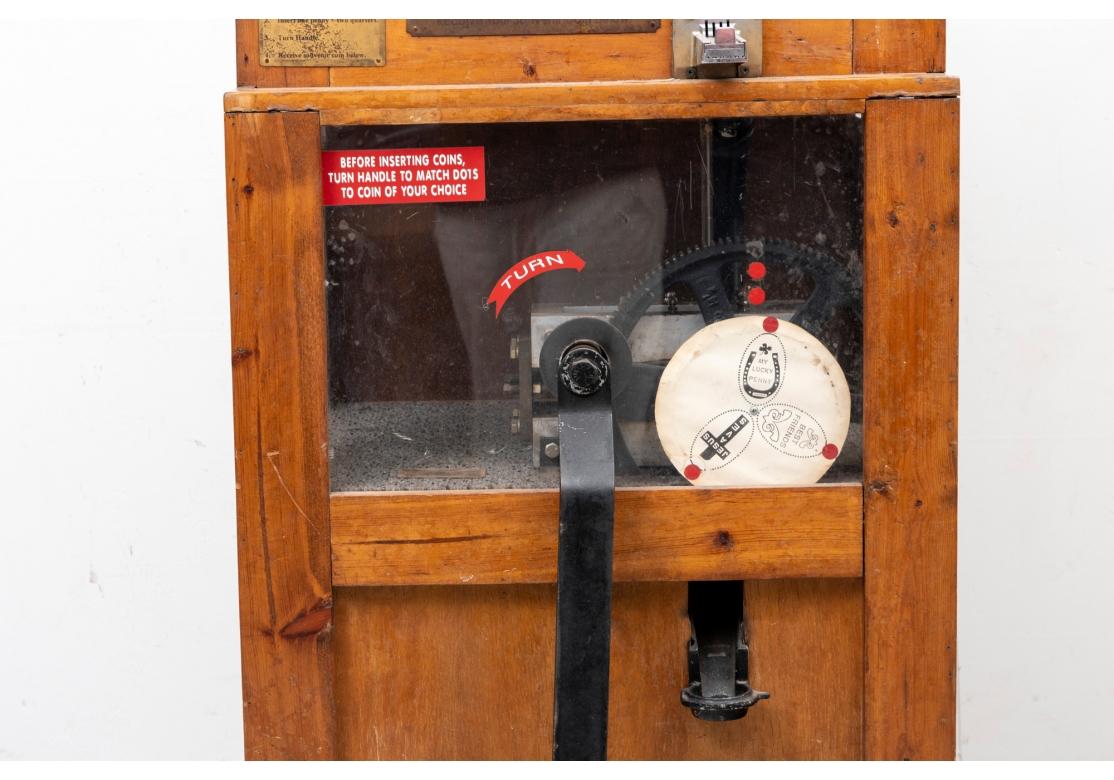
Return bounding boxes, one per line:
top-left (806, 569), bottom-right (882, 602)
top-left (762, 316), bottom-right (779, 333)
top-left (683, 464), bottom-right (702, 480)
top-left (747, 287), bottom-right (766, 306)
top-left (822, 443), bottom-right (839, 460)
top-left (746, 261), bottom-right (767, 280)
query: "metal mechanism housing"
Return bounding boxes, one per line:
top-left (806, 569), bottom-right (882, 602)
top-left (672, 19), bottom-right (763, 78)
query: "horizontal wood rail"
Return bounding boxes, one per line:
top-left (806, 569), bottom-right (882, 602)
top-left (331, 484), bottom-right (863, 586)
top-left (225, 73), bottom-right (959, 116)
top-left (316, 99), bottom-right (866, 126)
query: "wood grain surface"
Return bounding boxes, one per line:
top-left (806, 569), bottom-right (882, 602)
top-left (225, 73), bottom-right (959, 114)
top-left (863, 97), bottom-right (959, 759)
top-left (225, 111), bottom-right (336, 759)
top-left (853, 20), bottom-right (946, 73)
top-left (317, 98), bottom-right (866, 126)
top-left (334, 579), bottom-right (863, 759)
top-left (330, 485), bottom-right (864, 586)
top-left (763, 20), bottom-right (853, 76)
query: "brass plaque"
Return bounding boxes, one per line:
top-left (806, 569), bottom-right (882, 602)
top-left (259, 19), bottom-right (385, 67)
top-left (406, 19), bottom-right (660, 37)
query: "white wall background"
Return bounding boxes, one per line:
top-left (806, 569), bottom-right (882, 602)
top-left (950, 20), bottom-right (1114, 760)
top-left (0, 21), bottom-right (242, 759)
top-left (0, 18), bottom-right (1111, 760)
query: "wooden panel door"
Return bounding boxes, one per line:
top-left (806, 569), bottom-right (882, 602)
top-left (334, 580), bottom-right (863, 759)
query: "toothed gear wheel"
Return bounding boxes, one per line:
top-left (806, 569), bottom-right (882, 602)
top-left (611, 237), bottom-right (862, 418)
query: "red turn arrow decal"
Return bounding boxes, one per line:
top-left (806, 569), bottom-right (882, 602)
top-left (487, 250), bottom-right (586, 317)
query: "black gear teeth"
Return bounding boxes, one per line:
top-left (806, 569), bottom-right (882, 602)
top-left (610, 237), bottom-right (856, 339)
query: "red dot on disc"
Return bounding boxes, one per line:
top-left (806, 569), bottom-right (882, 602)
top-left (747, 287), bottom-right (766, 306)
top-left (746, 261), bottom-right (767, 280)
top-left (683, 464), bottom-right (702, 480)
top-left (822, 443), bottom-right (839, 460)
top-left (762, 316), bottom-right (779, 333)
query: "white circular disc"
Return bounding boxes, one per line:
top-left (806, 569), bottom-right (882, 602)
top-left (654, 316), bottom-right (851, 486)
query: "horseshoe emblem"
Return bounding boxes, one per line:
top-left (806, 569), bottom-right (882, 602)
top-left (740, 341), bottom-right (782, 401)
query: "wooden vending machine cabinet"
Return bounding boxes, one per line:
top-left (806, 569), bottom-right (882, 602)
top-left (224, 19), bottom-right (957, 760)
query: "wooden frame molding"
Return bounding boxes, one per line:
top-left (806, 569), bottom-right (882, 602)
top-left (315, 99), bottom-right (866, 127)
top-left (225, 73), bottom-right (958, 115)
top-left (226, 111), bottom-right (336, 760)
top-left (331, 484), bottom-right (864, 586)
top-left (863, 97), bottom-right (959, 760)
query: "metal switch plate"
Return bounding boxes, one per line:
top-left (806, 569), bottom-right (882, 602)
top-left (672, 19), bottom-right (763, 78)
top-left (259, 19), bottom-right (386, 67)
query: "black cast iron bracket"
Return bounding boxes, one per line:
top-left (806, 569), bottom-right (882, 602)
top-left (681, 581), bottom-right (769, 721)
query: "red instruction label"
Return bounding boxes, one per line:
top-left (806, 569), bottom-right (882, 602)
top-left (321, 147), bottom-right (486, 206)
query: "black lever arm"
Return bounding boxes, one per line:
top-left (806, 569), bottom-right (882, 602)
top-left (552, 345), bottom-right (614, 760)
top-left (541, 319), bottom-right (631, 761)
